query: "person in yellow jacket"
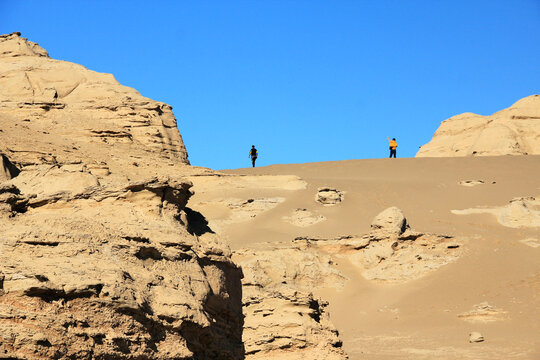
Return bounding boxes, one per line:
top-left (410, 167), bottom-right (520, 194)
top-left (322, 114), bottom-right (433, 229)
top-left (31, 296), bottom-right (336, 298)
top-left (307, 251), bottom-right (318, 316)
top-left (387, 137), bottom-right (397, 158)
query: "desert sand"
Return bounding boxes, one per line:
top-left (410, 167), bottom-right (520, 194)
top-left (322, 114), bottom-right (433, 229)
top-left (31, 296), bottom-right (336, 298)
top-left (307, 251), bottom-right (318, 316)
top-left (1, 32), bottom-right (539, 359)
top-left (187, 156), bottom-right (540, 359)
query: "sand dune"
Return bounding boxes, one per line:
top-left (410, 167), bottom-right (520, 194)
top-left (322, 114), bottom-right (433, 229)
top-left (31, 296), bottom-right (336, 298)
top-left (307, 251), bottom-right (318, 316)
top-left (187, 155), bottom-right (540, 359)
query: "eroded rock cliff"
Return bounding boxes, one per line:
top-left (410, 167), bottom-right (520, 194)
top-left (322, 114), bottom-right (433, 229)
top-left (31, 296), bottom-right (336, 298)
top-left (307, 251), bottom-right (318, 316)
top-left (0, 33), bottom-right (243, 359)
top-left (417, 95), bottom-right (540, 157)
top-left (0, 32), bottom-right (189, 175)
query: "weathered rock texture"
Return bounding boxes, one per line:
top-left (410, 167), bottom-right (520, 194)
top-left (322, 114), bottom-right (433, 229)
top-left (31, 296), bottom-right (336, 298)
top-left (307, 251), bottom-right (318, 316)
top-left (0, 171), bottom-right (244, 359)
top-left (228, 206), bottom-right (462, 359)
top-left (458, 302), bottom-right (507, 323)
top-left (0, 32), bottom-right (189, 176)
top-left (293, 207), bottom-right (462, 283)
top-left (370, 206), bottom-right (409, 235)
top-left (315, 187), bottom-right (344, 206)
top-left (452, 196), bottom-right (540, 228)
top-left (283, 208), bottom-right (326, 227)
top-left (417, 95), bottom-right (540, 157)
top-left (0, 33), bottom-right (243, 359)
top-left (233, 248), bottom-right (347, 360)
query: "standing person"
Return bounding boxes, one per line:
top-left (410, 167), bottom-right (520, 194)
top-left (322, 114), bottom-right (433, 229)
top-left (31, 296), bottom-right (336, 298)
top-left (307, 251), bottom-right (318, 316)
top-left (249, 145), bottom-right (258, 167)
top-left (387, 137), bottom-right (397, 158)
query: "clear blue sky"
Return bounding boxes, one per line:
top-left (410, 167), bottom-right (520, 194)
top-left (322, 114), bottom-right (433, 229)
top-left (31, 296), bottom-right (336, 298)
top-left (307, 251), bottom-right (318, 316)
top-left (2, 1), bottom-right (539, 169)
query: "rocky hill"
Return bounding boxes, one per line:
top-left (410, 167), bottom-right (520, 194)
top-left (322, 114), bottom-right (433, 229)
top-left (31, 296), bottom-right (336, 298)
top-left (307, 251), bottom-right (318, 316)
top-left (0, 32), bottom-right (188, 176)
top-left (416, 95), bottom-right (540, 157)
top-left (0, 32), bottom-right (348, 360)
top-left (0, 32), bottom-right (244, 359)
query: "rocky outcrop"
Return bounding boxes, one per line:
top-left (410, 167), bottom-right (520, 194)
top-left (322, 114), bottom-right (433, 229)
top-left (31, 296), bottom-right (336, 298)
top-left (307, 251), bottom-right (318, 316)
top-left (315, 187), bottom-right (344, 206)
top-left (0, 32), bottom-right (48, 57)
top-left (229, 206), bottom-right (462, 359)
top-left (452, 196), bottom-right (540, 228)
top-left (370, 206), bottom-right (409, 235)
top-left (417, 95), bottom-right (540, 157)
top-left (233, 248), bottom-right (347, 360)
top-left (283, 208), bottom-right (326, 227)
top-left (458, 302), bottom-right (507, 323)
top-left (0, 32), bottom-right (189, 178)
top-left (0, 33), bottom-right (242, 359)
top-left (469, 332), bottom-right (485, 343)
top-left (292, 207), bottom-right (462, 283)
top-left (0, 170), bottom-right (244, 359)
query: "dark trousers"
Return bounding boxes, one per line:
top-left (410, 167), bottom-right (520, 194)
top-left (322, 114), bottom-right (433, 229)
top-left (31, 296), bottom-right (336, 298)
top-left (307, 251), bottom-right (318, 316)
top-left (251, 157), bottom-right (257, 167)
top-left (389, 149), bottom-right (396, 158)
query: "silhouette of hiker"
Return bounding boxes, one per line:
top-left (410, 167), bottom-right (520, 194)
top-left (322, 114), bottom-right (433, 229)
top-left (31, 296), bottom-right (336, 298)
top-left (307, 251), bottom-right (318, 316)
top-left (249, 145), bottom-right (258, 167)
top-left (387, 137), bottom-right (397, 158)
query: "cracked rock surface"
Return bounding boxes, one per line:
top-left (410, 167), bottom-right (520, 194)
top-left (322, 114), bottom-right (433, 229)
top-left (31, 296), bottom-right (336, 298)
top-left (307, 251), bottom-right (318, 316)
top-left (0, 33), bottom-right (242, 359)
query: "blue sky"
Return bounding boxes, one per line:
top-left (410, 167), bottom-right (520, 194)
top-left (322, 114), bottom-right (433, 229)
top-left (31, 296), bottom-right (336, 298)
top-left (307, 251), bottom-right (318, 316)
top-left (1, 1), bottom-right (539, 169)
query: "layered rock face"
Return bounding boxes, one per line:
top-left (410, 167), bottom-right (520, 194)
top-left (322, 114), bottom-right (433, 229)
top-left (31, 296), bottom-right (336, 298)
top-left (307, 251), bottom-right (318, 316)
top-left (0, 32), bottom-right (189, 175)
top-left (234, 248), bottom-right (347, 360)
top-left (0, 33), bottom-right (243, 359)
top-left (417, 95), bottom-right (540, 157)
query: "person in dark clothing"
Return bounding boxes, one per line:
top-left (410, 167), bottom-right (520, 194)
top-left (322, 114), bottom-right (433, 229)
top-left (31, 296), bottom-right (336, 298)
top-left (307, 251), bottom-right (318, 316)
top-left (249, 145), bottom-right (258, 167)
top-left (387, 137), bottom-right (397, 158)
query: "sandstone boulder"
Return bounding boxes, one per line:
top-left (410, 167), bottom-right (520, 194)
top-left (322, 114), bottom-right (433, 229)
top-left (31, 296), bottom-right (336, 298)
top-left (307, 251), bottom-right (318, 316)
top-left (370, 206), bottom-right (409, 235)
top-left (417, 95), bottom-right (540, 157)
top-left (315, 187), bottom-right (344, 206)
top-left (469, 332), bottom-right (485, 343)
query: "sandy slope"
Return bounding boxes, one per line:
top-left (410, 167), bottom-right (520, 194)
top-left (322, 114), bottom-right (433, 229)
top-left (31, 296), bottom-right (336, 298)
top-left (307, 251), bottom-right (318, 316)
top-left (189, 156), bottom-right (540, 359)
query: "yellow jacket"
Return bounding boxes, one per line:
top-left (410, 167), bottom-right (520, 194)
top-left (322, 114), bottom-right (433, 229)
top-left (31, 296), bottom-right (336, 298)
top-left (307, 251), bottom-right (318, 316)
top-left (389, 140), bottom-right (397, 150)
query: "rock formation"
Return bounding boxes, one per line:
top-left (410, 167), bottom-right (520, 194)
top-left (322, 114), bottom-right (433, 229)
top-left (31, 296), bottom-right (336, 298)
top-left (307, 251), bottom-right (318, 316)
top-left (417, 95), bottom-right (540, 157)
top-left (283, 208), bottom-right (326, 227)
top-left (228, 206), bottom-right (462, 359)
top-left (1, 154), bottom-right (20, 181)
top-left (0, 32), bottom-right (189, 178)
top-left (458, 302), bottom-right (507, 323)
top-left (293, 207), bottom-right (461, 283)
top-left (315, 187), bottom-right (344, 206)
top-left (0, 33), bottom-right (243, 359)
top-left (233, 248), bottom-right (348, 360)
top-left (452, 196), bottom-right (540, 228)
top-left (370, 206), bottom-right (409, 235)
top-left (469, 332), bottom-right (485, 343)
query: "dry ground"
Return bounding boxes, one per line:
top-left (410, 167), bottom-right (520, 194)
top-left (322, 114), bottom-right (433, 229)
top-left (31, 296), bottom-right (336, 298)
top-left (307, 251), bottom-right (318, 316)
top-left (188, 156), bottom-right (540, 360)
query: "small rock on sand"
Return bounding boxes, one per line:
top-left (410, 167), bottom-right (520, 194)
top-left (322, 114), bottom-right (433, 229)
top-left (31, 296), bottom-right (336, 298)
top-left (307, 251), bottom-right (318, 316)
top-left (469, 332), bottom-right (484, 343)
top-left (315, 187), bottom-right (344, 206)
top-left (370, 206), bottom-right (409, 235)
top-left (459, 180), bottom-right (485, 187)
top-left (519, 238), bottom-right (540, 248)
